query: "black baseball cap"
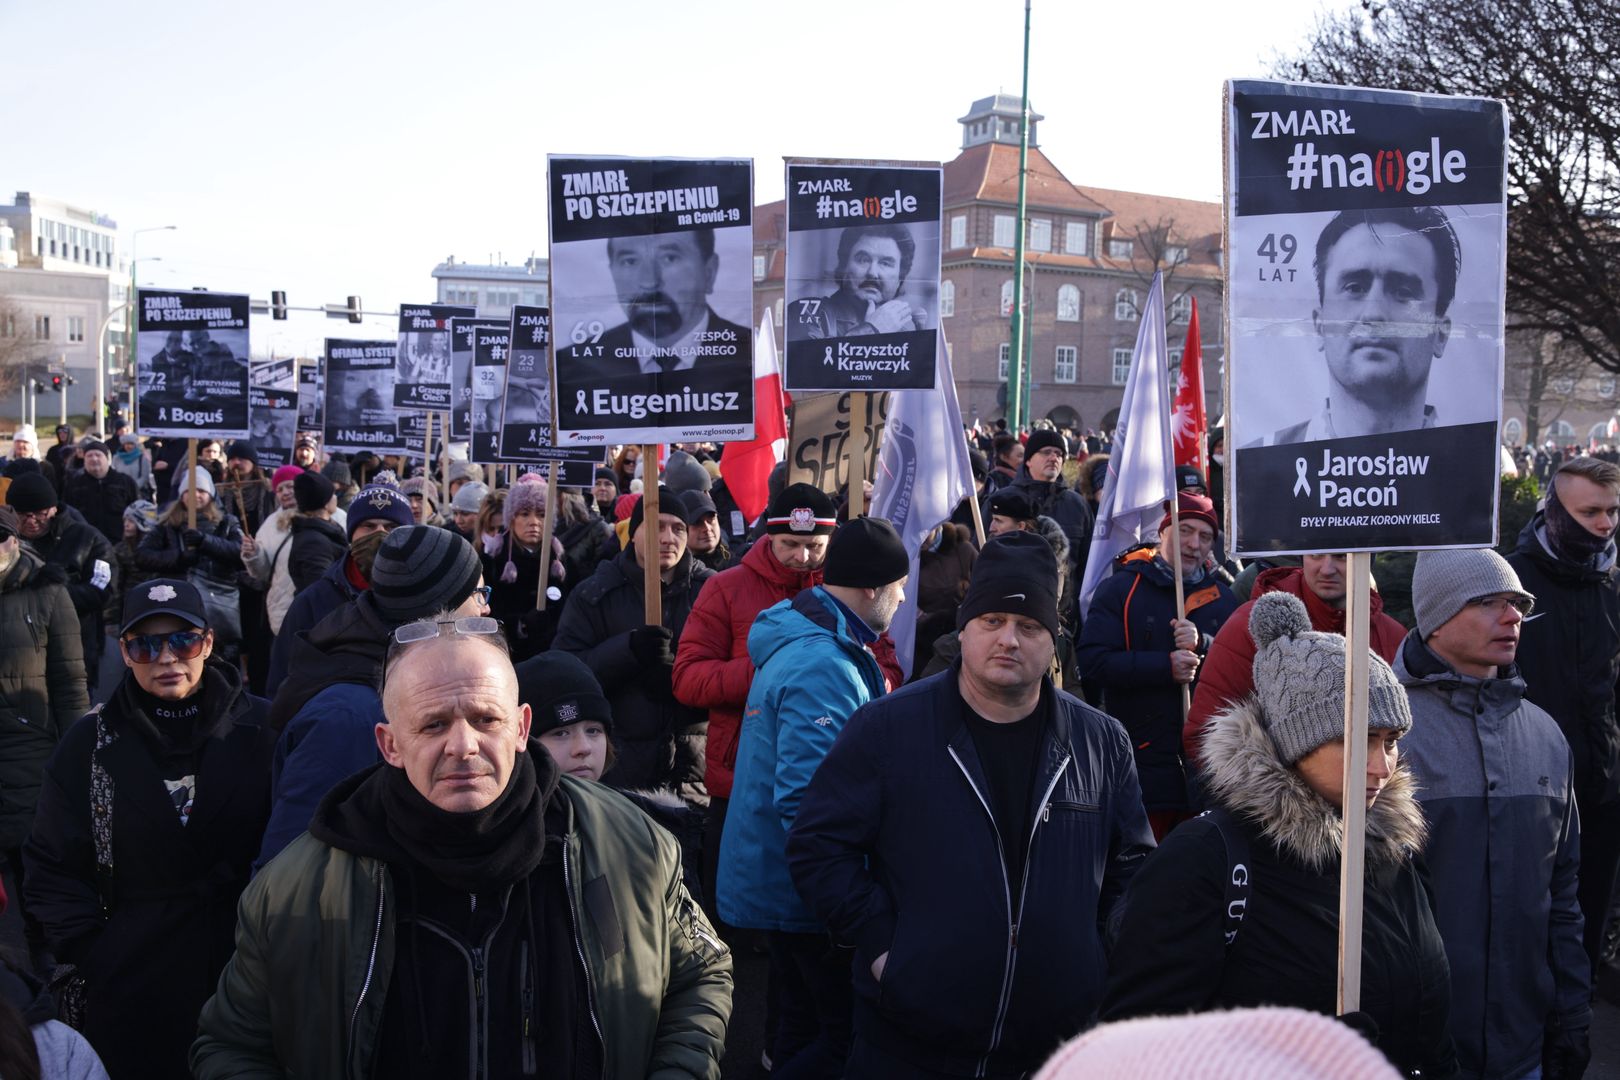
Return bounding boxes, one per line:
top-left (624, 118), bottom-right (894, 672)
top-left (680, 489), bottom-right (717, 525)
top-left (119, 578), bottom-right (209, 635)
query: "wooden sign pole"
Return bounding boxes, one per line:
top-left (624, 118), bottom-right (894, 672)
top-left (185, 438), bottom-right (198, 530)
top-left (847, 392), bottom-right (867, 518)
top-left (641, 445), bottom-right (662, 626)
top-left (440, 412), bottom-right (451, 500)
top-left (534, 462), bottom-right (558, 611)
top-left (1337, 550), bottom-right (1372, 1015)
top-left (1168, 498), bottom-right (1190, 718)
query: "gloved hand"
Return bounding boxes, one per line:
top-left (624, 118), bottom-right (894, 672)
top-left (629, 625), bottom-right (676, 669)
top-left (1544, 1024), bottom-right (1590, 1080)
top-left (182, 528), bottom-right (204, 551)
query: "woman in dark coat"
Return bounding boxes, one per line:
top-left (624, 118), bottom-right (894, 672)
top-left (133, 468), bottom-right (246, 662)
top-left (23, 577), bottom-right (275, 1080)
top-left (1102, 593), bottom-right (1457, 1079)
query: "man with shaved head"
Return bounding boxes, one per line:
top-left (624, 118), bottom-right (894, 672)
top-left (194, 616), bottom-right (733, 1079)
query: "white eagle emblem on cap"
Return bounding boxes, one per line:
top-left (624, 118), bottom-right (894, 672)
top-left (788, 507), bottom-right (816, 533)
top-left (556, 702), bottom-right (579, 724)
top-left (148, 584), bottom-right (178, 602)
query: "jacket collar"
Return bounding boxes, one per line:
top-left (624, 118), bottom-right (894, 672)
top-left (1393, 630), bottom-right (1526, 713)
top-left (1200, 697), bottom-right (1426, 872)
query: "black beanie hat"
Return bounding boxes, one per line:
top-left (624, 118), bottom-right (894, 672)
top-left (368, 526), bottom-right (483, 624)
top-left (594, 468), bottom-right (618, 491)
top-left (225, 440), bottom-right (259, 466)
top-left (823, 516), bottom-right (910, 588)
top-left (628, 486), bottom-right (680, 539)
top-left (765, 482), bottom-right (837, 536)
top-left (956, 531), bottom-right (1061, 645)
top-left (515, 651), bottom-right (614, 736)
top-left (5, 472), bottom-right (57, 513)
top-left (987, 490), bottom-right (1035, 522)
top-left (294, 469), bottom-right (336, 512)
top-left (1024, 428), bottom-right (1066, 461)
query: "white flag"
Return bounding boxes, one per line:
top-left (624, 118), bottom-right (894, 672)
top-left (871, 332), bottom-right (973, 679)
top-left (1078, 272), bottom-right (1175, 619)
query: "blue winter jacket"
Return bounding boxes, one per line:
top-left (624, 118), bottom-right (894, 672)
top-left (787, 668), bottom-right (1155, 1077)
top-left (254, 682), bottom-right (381, 871)
top-left (264, 555), bottom-right (356, 695)
top-left (717, 587), bottom-right (886, 933)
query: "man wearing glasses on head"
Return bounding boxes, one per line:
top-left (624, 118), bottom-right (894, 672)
top-left (256, 526), bottom-right (490, 868)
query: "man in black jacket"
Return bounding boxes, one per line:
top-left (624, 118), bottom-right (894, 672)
top-left (787, 533), bottom-right (1153, 1078)
top-left (1507, 455), bottom-right (1620, 974)
top-left (981, 428), bottom-right (1094, 623)
top-left (7, 472), bottom-right (115, 678)
top-left (553, 487), bottom-right (715, 800)
top-left (63, 440), bottom-right (138, 544)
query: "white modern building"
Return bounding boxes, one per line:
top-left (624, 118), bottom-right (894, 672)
top-left (430, 255), bottom-right (549, 318)
top-left (0, 192), bottom-right (129, 425)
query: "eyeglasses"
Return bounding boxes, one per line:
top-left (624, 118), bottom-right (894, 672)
top-left (122, 629), bottom-right (208, 664)
top-left (473, 585), bottom-right (492, 608)
top-left (391, 615), bottom-right (502, 647)
top-left (15, 509), bottom-right (52, 521)
top-left (1465, 594), bottom-right (1534, 618)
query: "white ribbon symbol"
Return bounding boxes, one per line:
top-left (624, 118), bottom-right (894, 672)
top-left (823, 346), bottom-right (834, 366)
top-left (574, 390), bottom-right (588, 414)
top-left (1293, 457), bottom-right (1310, 496)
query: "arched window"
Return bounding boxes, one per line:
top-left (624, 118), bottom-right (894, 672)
top-left (1114, 288), bottom-right (1138, 321)
top-left (1057, 284), bottom-right (1080, 322)
top-left (1000, 280), bottom-right (1015, 317)
top-left (940, 280), bottom-right (956, 318)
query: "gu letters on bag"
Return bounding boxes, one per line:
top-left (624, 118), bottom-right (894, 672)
top-left (548, 155), bottom-right (756, 444)
top-left (1223, 79), bottom-right (1508, 554)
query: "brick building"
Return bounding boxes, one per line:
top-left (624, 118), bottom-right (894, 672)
top-left (753, 94), bottom-right (1225, 432)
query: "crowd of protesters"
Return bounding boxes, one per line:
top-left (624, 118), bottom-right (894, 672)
top-left (0, 413), bottom-right (1608, 1079)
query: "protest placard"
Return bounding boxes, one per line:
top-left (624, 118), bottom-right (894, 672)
top-left (787, 390), bottom-right (889, 495)
top-left (297, 361), bottom-right (323, 433)
top-left (135, 290), bottom-right (251, 438)
top-left (394, 303), bottom-right (475, 410)
top-left (783, 161), bottom-right (941, 392)
top-left (548, 155), bottom-right (755, 444)
top-left (323, 338), bottom-right (404, 453)
top-left (248, 358), bottom-right (298, 469)
top-left (1224, 79), bottom-right (1508, 554)
top-left (498, 305), bottom-right (603, 466)
top-left (469, 323), bottom-right (511, 465)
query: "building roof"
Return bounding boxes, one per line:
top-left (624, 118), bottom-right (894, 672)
top-left (944, 142), bottom-right (1110, 215)
top-left (1078, 184), bottom-right (1223, 275)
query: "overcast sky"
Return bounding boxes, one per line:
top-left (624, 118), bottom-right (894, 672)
top-left (5, 0), bottom-right (1340, 355)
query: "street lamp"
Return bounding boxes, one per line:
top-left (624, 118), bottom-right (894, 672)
top-left (121, 226), bottom-right (177, 426)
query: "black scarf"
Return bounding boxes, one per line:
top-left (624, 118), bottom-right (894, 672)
top-left (1544, 483), bottom-right (1615, 566)
top-left (378, 749), bottom-right (556, 892)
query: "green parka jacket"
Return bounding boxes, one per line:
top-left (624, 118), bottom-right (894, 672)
top-left (190, 772), bottom-right (732, 1079)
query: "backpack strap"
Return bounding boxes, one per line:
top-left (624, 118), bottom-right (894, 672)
top-left (1199, 808), bottom-right (1251, 949)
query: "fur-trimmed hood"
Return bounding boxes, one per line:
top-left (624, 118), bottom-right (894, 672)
top-left (1201, 697), bottom-right (1426, 872)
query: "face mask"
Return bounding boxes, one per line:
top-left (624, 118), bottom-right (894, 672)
top-left (1544, 483), bottom-right (1613, 565)
top-left (1212, 453), bottom-right (1225, 467)
top-left (348, 529), bottom-right (389, 582)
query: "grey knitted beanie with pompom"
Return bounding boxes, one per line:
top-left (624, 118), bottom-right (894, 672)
top-left (1247, 591), bottom-right (1412, 765)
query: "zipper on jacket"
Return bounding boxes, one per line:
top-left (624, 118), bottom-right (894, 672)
top-left (983, 756), bottom-right (1072, 1069)
top-left (520, 948), bottom-right (538, 1075)
top-left (347, 863), bottom-right (386, 1079)
top-left (471, 946), bottom-right (488, 1079)
top-left (562, 843), bottom-right (607, 1077)
top-left (947, 746), bottom-right (1015, 1080)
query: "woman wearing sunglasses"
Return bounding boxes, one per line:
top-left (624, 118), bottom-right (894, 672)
top-left (22, 577), bottom-right (276, 1080)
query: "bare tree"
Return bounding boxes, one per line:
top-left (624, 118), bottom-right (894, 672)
top-left (1114, 215), bottom-right (1197, 323)
top-left (1506, 328), bottom-right (1613, 445)
top-left (1277, 0), bottom-right (1620, 372)
top-left (0, 299), bottom-right (43, 402)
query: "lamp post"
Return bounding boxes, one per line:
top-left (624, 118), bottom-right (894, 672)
top-left (124, 226), bottom-right (177, 427)
top-left (1005, 0), bottom-right (1034, 433)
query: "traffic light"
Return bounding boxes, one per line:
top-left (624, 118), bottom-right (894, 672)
top-left (50, 375), bottom-right (62, 392)
top-left (346, 295), bottom-right (363, 324)
top-left (272, 290), bottom-right (288, 320)
top-left (65, 375), bottom-right (75, 387)
top-left (31, 379), bottom-right (43, 393)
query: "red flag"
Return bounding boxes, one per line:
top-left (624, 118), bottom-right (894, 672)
top-left (720, 310), bottom-right (789, 522)
top-left (1171, 297), bottom-right (1207, 475)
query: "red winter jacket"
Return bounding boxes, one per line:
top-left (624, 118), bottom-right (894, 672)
top-left (1184, 566), bottom-right (1407, 767)
top-left (674, 538), bottom-right (901, 797)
